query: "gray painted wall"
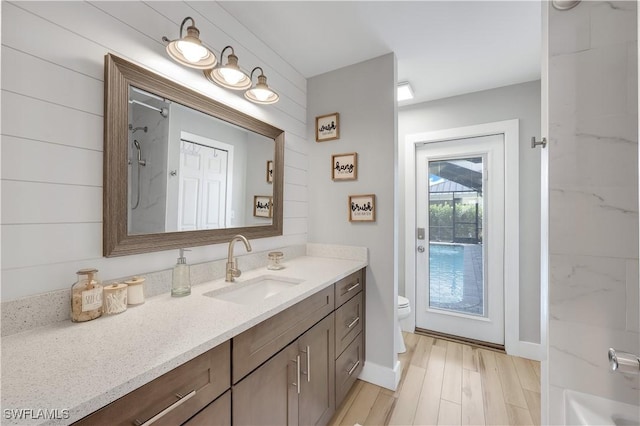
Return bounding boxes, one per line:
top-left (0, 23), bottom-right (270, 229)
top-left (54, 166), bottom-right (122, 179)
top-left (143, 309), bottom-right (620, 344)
top-left (308, 53), bottom-right (399, 380)
top-left (398, 80), bottom-right (542, 344)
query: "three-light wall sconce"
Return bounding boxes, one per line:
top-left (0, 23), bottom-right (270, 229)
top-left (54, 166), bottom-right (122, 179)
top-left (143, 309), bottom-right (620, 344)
top-left (162, 17), bottom-right (280, 105)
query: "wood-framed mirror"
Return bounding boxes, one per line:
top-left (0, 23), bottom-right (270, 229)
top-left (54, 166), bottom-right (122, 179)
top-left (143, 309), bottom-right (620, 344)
top-left (104, 54), bottom-right (284, 257)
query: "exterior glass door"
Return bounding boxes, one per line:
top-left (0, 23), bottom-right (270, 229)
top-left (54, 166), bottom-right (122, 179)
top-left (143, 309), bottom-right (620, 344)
top-left (415, 134), bottom-right (505, 345)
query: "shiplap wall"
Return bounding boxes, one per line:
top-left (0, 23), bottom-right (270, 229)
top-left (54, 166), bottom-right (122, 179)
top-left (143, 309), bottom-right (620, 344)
top-left (1, 1), bottom-right (309, 301)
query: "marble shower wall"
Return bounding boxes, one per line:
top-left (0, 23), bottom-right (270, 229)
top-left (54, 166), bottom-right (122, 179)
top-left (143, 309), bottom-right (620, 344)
top-left (128, 99), bottom-right (170, 234)
top-left (548, 1), bottom-right (639, 423)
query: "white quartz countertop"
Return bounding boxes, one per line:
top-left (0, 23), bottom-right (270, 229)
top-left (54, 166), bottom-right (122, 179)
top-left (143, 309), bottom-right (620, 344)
top-left (1, 255), bottom-right (367, 425)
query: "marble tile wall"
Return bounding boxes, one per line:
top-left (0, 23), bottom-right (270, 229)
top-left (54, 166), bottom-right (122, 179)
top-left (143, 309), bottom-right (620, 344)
top-left (128, 99), bottom-right (170, 234)
top-left (548, 1), bottom-right (639, 423)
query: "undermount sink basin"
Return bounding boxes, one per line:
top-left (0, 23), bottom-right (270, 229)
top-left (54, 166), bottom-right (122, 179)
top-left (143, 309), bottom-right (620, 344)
top-left (204, 275), bottom-right (303, 304)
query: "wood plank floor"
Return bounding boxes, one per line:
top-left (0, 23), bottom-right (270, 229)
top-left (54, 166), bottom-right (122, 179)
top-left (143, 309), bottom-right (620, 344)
top-left (329, 332), bottom-right (541, 426)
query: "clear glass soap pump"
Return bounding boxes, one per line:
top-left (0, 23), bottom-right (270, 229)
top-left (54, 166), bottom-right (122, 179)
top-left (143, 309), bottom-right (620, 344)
top-left (171, 248), bottom-right (191, 297)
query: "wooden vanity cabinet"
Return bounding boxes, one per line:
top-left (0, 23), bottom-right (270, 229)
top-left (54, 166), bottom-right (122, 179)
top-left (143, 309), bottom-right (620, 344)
top-left (233, 268), bottom-right (365, 426)
top-left (233, 314), bottom-right (335, 426)
top-left (297, 313), bottom-right (336, 426)
top-left (333, 269), bottom-right (365, 408)
top-left (74, 268), bottom-right (365, 426)
top-left (73, 341), bottom-right (230, 426)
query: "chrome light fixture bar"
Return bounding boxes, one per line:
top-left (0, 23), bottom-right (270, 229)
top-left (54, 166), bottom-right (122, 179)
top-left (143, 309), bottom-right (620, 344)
top-left (162, 17), bottom-right (217, 69)
top-left (245, 67), bottom-right (279, 105)
top-left (205, 46), bottom-right (251, 90)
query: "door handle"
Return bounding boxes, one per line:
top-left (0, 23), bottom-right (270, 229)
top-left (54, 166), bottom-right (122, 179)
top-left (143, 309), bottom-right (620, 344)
top-left (347, 360), bottom-right (360, 376)
top-left (291, 355), bottom-right (301, 394)
top-left (347, 317), bottom-right (360, 329)
top-left (417, 245), bottom-right (425, 253)
top-left (133, 390), bottom-right (196, 426)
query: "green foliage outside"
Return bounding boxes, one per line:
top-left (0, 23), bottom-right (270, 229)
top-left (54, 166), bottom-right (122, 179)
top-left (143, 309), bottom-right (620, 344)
top-left (429, 199), bottom-right (482, 242)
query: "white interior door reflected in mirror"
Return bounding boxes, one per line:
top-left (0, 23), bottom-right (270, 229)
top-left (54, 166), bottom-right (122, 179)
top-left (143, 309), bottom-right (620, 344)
top-left (174, 137), bottom-right (231, 232)
top-left (127, 87), bottom-right (274, 235)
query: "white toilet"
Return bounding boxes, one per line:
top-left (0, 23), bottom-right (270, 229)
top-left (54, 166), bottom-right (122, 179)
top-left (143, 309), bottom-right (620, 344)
top-left (396, 295), bottom-right (411, 353)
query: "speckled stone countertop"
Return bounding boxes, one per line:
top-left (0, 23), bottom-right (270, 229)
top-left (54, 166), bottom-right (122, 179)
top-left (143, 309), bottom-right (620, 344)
top-left (1, 254), bottom-right (367, 425)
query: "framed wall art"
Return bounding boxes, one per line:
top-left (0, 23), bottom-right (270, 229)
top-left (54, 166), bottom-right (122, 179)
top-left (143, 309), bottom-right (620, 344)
top-left (253, 195), bottom-right (273, 218)
top-left (349, 194), bottom-right (376, 222)
top-left (266, 160), bottom-right (274, 183)
top-left (315, 112), bottom-right (340, 142)
top-left (332, 152), bottom-right (358, 181)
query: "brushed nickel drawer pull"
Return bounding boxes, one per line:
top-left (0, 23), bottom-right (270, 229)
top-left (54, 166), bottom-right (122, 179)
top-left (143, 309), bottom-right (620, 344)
top-left (133, 389), bottom-right (196, 426)
top-left (291, 355), bottom-right (301, 394)
top-left (347, 316), bottom-right (360, 329)
top-left (347, 360), bottom-right (360, 376)
top-left (346, 282), bottom-right (360, 292)
top-left (301, 345), bottom-right (311, 382)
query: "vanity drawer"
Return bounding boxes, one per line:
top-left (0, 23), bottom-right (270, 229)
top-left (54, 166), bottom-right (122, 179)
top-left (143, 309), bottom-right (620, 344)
top-left (73, 341), bottom-right (230, 426)
top-left (335, 292), bottom-right (363, 357)
top-left (335, 332), bottom-right (363, 407)
top-left (184, 390), bottom-right (231, 426)
top-left (334, 269), bottom-right (363, 308)
top-left (233, 285), bottom-right (334, 383)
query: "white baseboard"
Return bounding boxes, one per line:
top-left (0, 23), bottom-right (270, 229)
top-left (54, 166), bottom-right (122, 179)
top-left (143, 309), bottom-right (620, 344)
top-left (509, 340), bottom-right (544, 361)
top-left (358, 360), bottom-right (402, 391)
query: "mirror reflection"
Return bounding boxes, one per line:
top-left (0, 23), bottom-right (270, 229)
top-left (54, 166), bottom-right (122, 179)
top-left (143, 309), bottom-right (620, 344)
top-left (127, 87), bottom-right (275, 235)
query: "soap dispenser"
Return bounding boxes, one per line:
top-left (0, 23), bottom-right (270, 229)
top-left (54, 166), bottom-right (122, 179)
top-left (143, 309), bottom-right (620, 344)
top-left (172, 249), bottom-right (191, 297)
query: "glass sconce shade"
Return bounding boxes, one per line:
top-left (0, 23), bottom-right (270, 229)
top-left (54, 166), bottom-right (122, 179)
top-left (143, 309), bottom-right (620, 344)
top-left (204, 46), bottom-right (251, 90)
top-left (163, 17), bottom-right (217, 69)
top-left (245, 68), bottom-right (279, 105)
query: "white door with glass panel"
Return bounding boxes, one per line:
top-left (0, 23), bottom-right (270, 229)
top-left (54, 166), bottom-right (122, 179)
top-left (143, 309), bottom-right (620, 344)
top-left (415, 134), bottom-right (505, 345)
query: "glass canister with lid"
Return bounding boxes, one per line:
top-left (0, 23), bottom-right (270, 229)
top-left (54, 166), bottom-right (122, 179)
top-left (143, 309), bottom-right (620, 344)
top-left (267, 251), bottom-right (284, 270)
top-left (71, 268), bottom-right (103, 322)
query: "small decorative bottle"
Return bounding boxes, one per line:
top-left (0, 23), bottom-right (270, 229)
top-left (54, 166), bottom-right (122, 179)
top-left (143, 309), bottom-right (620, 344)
top-left (171, 249), bottom-right (191, 297)
top-left (71, 268), bottom-right (103, 322)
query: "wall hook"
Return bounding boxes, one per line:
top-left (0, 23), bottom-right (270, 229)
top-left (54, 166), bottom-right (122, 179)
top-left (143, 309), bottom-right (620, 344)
top-left (531, 137), bottom-right (547, 149)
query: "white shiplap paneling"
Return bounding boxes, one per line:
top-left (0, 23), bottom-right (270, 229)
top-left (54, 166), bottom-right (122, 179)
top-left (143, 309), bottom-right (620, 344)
top-left (2, 47), bottom-right (103, 115)
top-left (2, 136), bottom-right (103, 185)
top-left (284, 183), bottom-right (308, 203)
top-left (2, 91), bottom-right (103, 151)
top-left (2, 181), bottom-right (102, 224)
top-left (2, 223), bottom-right (103, 269)
top-left (1, 0), bottom-right (308, 301)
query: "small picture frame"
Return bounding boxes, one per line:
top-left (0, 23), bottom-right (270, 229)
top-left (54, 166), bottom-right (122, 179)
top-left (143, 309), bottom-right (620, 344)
top-left (266, 160), bottom-right (274, 183)
top-left (315, 112), bottom-right (340, 142)
top-left (349, 194), bottom-right (376, 222)
top-left (253, 195), bottom-right (273, 218)
top-left (331, 152), bottom-right (358, 181)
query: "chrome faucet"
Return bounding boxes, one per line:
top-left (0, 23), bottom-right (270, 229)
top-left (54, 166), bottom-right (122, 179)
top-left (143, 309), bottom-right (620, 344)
top-left (226, 235), bottom-right (252, 282)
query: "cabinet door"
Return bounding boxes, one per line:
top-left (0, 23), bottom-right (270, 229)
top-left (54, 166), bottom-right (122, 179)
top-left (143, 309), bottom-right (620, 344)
top-left (233, 342), bottom-right (299, 426)
top-left (298, 314), bottom-right (336, 426)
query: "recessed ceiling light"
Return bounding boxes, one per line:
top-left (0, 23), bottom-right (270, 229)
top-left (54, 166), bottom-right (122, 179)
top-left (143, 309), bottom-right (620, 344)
top-left (397, 81), bottom-right (414, 102)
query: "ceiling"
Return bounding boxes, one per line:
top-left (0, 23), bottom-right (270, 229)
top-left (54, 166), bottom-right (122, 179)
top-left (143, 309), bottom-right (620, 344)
top-left (219, 1), bottom-right (542, 106)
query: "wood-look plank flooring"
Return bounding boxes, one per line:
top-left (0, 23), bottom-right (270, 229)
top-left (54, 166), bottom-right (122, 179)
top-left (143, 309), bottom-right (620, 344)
top-left (329, 332), bottom-right (540, 426)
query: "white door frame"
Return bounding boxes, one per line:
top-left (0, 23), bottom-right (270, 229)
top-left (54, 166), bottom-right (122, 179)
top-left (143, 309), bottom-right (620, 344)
top-left (404, 119), bottom-right (520, 355)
